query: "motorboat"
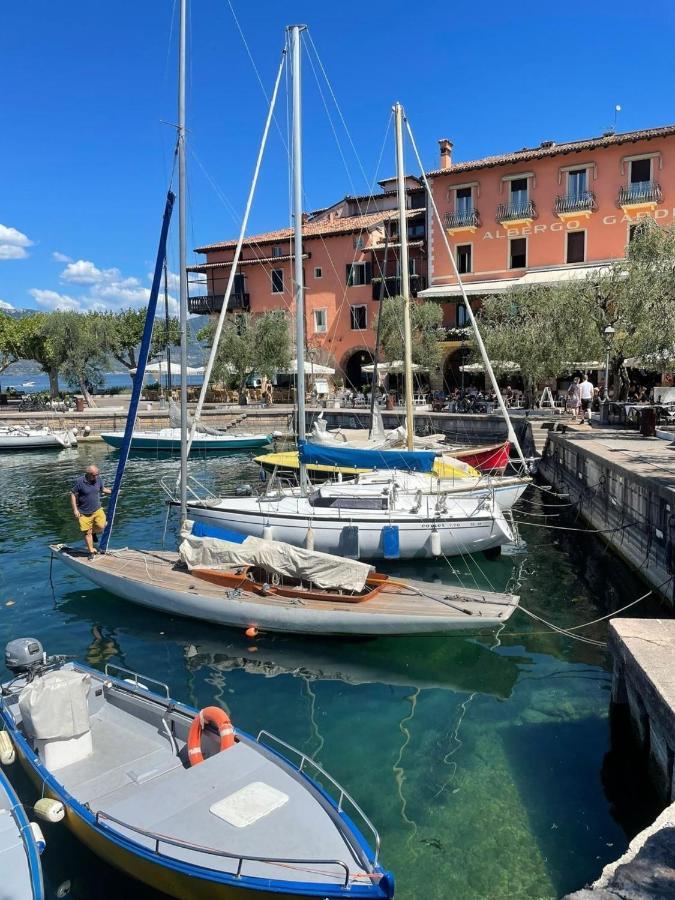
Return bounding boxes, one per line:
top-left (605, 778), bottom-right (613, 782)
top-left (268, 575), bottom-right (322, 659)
top-left (0, 638), bottom-right (394, 898)
top-left (0, 425), bottom-right (77, 451)
top-left (50, 524), bottom-right (518, 636)
top-left (0, 765), bottom-right (45, 899)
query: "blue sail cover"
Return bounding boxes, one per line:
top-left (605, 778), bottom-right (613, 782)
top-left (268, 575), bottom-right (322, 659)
top-left (299, 440), bottom-right (436, 473)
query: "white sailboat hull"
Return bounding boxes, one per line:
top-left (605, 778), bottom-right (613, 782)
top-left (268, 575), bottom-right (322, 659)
top-left (185, 494), bottom-right (513, 560)
top-left (51, 545), bottom-right (518, 636)
top-left (0, 427), bottom-right (76, 450)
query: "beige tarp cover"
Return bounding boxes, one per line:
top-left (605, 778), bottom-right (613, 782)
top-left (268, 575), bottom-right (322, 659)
top-left (179, 530), bottom-right (374, 592)
top-left (19, 670), bottom-right (91, 740)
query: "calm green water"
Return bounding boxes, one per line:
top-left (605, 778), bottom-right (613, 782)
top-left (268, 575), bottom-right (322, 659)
top-left (0, 444), bottom-right (663, 899)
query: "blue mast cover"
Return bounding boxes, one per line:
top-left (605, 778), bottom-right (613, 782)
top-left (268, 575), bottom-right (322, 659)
top-left (298, 440), bottom-right (436, 473)
top-left (99, 191), bottom-right (175, 552)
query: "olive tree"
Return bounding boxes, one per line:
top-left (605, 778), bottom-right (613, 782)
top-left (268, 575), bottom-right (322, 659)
top-left (199, 310), bottom-right (291, 398)
top-left (374, 296), bottom-right (445, 370)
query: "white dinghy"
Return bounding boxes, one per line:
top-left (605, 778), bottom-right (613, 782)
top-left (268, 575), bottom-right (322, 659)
top-left (0, 639), bottom-right (394, 899)
top-left (0, 425), bottom-right (77, 451)
top-left (0, 767), bottom-right (45, 899)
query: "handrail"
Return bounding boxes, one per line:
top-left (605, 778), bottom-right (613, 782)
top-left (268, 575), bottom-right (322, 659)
top-left (256, 729), bottom-right (381, 864)
top-left (617, 181), bottom-right (662, 205)
top-left (496, 200), bottom-right (536, 222)
top-left (159, 472), bottom-right (216, 503)
top-left (554, 190), bottom-right (596, 214)
top-left (104, 664), bottom-right (170, 699)
top-left (95, 810), bottom-right (351, 886)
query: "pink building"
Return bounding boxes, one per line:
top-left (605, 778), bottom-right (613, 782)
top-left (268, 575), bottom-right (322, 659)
top-left (188, 184), bottom-right (427, 387)
top-left (190, 124), bottom-right (675, 389)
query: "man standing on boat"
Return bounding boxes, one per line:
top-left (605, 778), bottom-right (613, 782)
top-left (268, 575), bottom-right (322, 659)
top-left (70, 465), bottom-right (111, 558)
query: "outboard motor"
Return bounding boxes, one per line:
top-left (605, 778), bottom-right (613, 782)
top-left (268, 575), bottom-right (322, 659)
top-left (5, 639), bottom-right (45, 676)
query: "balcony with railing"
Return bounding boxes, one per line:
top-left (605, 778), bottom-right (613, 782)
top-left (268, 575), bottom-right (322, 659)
top-left (496, 200), bottom-right (536, 225)
top-left (444, 209), bottom-right (480, 233)
top-left (617, 181), bottom-right (662, 211)
top-left (371, 274), bottom-right (427, 300)
top-left (554, 190), bottom-right (596, 218)
top-left (187, 293), bottom-right (250, 315)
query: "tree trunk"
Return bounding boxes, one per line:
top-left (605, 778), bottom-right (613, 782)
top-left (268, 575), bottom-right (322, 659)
top-left (47, 367), bottom-right (60, 398)
top-left (79, 376), bottom-right (96, 408)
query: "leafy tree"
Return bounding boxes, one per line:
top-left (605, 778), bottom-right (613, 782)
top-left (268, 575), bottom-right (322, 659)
top-left (374, 296), bottom-right (445, 370)
top-left (199, 310), bottom-right (291, 397)
top-left (42, 311), bottom-right (110, 406)
top-left (478, 221), bottom-right (675, 399)
top-left (0, 313), bottom-right (21, 374)
top-left (9, 313), bottom-right (62, 397)
top-left (106, 307), bottom-right (180, 370)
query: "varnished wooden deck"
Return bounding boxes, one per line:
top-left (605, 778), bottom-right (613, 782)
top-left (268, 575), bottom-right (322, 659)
top-left (55, 546), bottom-right (517, 622)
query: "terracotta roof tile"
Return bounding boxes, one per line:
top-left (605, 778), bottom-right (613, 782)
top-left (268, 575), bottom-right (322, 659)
top-left (195, 209), bottom-right (421, 254)
top-left (426, 124), bottom-right (675, 177)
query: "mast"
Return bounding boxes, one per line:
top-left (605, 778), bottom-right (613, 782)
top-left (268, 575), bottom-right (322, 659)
top-left (404, 118), bottom-right (528, 469)
top-left (178, 0), bottom-right (188, 521)
top-left (394, 102), bottom-right (415, 451)
top-left (163, 259), bottom-right (172, 396)
top-left (289, 24), bottom-right (308, 489)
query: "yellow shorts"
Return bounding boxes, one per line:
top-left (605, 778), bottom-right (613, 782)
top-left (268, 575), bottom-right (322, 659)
top-left (79, 508), bottom-right (107, 533)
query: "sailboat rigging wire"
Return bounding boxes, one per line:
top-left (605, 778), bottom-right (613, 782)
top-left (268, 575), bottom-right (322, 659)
top-left (403, 116), bottom-right (527, 470)
top-left (305, 30), bottom-right (373, 192)
top-left (183, 48), bottom-right (287, 471)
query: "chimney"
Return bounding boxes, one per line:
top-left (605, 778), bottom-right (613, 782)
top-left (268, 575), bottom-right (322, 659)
top-left (438, 138), bottom-right (453, 170)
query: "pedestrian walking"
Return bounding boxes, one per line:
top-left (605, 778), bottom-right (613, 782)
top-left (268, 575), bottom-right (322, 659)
top-left (567, 377), bottom-right (580, 418)
top-left (70, 465), bottom-right (111, 559)
top-left (579, 374), bottom-right (594, 424)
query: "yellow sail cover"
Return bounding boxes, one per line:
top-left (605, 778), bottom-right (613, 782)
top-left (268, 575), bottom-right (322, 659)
top-left (254, 450), bottom-right (478, 479)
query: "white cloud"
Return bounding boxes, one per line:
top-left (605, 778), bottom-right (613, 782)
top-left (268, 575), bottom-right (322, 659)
top-left (0, 299), bottom-right (15, 310)
top-left (52, 251), bottom-right (72, 263)
top-left (29, 289), bottom-right (81, 312)
top-left (0, 224), bottom-right (33, 261)
top-left (60, 259), bottom-right (111, 284)
top-left (30, 254), bottom-right (184, 316)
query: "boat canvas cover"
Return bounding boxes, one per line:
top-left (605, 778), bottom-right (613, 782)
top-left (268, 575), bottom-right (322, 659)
top-left (299, 439), bottom-right (437, 473)
top-left (19, 670), bottom-right (91, 740)
top-left (179, 531), bottom-right (374, 592)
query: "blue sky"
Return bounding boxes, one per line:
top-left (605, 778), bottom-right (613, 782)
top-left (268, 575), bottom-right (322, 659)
top-left (2, 0), bottom-right (674, 314)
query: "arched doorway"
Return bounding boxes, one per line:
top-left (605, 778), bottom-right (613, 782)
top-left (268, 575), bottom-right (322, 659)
top-left (343, 349), bottom-right (375, 390)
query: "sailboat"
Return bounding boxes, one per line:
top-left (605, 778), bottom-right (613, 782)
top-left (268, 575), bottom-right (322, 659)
top-left (50, 22), bottom-right (519, 634)
top-left (101, 400), bottom-right (275, 452)
top-left (0, 425), bottom-right (77, 451)
top-left (183, 98), bottom-right (519, 558)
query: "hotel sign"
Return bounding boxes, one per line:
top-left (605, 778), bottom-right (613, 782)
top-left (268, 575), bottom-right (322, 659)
top-left (481, 208), bottom-right (675, 239)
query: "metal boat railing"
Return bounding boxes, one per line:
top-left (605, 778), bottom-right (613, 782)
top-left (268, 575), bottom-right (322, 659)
top-left (159, 473), bottom-right (217, 503)
top-left (95, 810), bottom-right (351, 885)
top-left (104, 663), bottom-right (171, 699)
top-left (256, 729), bottom-right (381, 864)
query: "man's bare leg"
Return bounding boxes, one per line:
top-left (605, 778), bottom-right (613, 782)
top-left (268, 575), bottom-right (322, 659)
top-left (84, 528), bottom-right (95, 555)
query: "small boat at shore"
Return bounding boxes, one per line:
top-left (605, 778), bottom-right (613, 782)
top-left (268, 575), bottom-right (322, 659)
top-left (50, 523), bottom-right (518, 636)
top-left (0, 639), bottom-right (394, 899)
top-left (0, 766), bottom-right (45, 899)
top-left (0, 425), bottom-right (77, 451)
top-left (101, 427), bottom-right (273, 452)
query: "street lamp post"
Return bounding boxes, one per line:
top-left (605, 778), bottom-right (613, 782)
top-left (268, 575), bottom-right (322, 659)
top-left (602, 325), bottom-right (616, 423)
top-left (604, 325), bottom-right (616, 403)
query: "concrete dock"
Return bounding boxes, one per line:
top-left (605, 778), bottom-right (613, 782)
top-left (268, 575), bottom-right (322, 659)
top-left (567, 619), bottom-right (675, 898)
top-left (539, 427), bottom-right (675, 605)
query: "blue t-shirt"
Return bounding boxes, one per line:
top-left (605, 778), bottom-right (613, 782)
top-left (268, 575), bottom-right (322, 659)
top-left (72, 475), bottom-right (104, 515)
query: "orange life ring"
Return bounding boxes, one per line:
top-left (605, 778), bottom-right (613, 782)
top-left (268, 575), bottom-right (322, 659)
top-left (187, 706), bottom-right (235, 766)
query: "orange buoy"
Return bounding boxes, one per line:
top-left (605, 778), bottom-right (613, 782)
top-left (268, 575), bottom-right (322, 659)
top-left (245, 626), bottom-right (258, 638)
top-left (187, 706), bottom-right (235, 766)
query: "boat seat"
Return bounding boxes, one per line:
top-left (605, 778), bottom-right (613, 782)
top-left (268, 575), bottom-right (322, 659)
top-left (56, 706), bottom-right (182, 805)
